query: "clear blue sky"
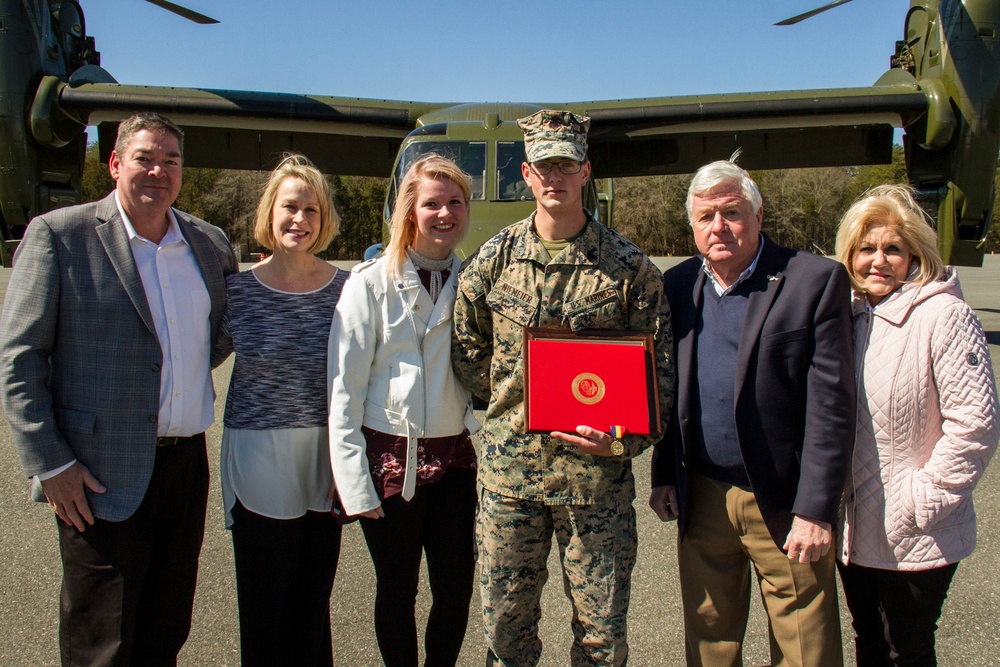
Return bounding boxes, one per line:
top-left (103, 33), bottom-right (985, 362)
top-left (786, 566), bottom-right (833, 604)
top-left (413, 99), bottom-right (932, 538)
top-left (83, 1), bottom-right (910, 104)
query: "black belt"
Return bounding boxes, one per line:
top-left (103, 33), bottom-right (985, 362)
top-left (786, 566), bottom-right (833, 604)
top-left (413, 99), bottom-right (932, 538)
top-left (156, 434), bottom-right (198, 447)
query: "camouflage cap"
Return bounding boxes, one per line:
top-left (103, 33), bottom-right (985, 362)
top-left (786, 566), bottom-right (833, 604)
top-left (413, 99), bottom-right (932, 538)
top-left (517, 109), bottom-right (590, 163)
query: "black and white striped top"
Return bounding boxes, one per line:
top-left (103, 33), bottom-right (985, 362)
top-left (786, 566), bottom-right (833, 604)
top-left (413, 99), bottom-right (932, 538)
top-left (218, 268), bottom-right (349, 429)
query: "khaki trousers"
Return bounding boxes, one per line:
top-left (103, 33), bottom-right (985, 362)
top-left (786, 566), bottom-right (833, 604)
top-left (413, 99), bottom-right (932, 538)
top-left (678, 471), bottom-right (842, 667)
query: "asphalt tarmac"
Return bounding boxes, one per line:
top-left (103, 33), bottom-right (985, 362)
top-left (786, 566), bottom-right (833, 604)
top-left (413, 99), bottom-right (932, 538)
top-left (2, 258), bottom-right (1000, 666)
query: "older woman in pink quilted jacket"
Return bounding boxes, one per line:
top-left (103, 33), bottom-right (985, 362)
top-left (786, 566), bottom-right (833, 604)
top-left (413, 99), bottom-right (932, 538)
top-left (834, 184), bottom-right (999, 666)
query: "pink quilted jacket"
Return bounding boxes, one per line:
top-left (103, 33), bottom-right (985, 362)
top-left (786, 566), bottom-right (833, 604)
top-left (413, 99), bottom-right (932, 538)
top-left (838, 268), bottom-right (999, 571)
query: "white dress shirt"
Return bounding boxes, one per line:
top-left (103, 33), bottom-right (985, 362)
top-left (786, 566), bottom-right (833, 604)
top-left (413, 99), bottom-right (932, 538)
top-left (702, 234), bottom-right (766, 296)
top-left (117, 194), bottom-right (215, 438)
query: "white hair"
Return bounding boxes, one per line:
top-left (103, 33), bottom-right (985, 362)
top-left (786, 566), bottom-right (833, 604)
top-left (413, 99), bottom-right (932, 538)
top-left (686, 149), bottom-right (763, 222)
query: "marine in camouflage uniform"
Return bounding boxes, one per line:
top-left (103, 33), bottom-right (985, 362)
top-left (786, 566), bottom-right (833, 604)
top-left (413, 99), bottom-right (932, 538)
top-left (452, 109), bottom-right (675, 666)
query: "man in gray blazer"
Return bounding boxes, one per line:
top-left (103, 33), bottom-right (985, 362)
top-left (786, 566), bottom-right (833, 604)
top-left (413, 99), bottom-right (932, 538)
top-left (0, 112), bottom-right (237, 666)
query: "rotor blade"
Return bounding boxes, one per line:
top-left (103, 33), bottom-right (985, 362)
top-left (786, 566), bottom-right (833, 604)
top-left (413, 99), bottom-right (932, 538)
top-left (144, 0), bottom-right (219, 24)
top-left (775, 0), bottom-right (855, 26)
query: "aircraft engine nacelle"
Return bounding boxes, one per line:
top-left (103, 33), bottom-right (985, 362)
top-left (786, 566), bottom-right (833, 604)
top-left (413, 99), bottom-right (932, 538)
top-left (0, 0), bottom-right (97, 265)
top-left (902, 0), bottom-right (1000, 266)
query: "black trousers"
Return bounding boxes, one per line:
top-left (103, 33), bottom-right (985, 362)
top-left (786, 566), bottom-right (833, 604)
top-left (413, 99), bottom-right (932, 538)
top-left (838, 560), bottom-right (959, 667)
top-left (230, 499), bottom-right (342, 667)
top-left (360, 466), bottom-right (477, 667)
top-left (56, 434), bottom-right (209, 667)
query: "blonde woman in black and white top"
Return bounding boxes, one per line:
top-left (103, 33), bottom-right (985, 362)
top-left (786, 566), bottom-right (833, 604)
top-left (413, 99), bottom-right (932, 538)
top-left (214, 154), bottom-right (348, 667)
top-left (328, 155), bottom-right (479, 667)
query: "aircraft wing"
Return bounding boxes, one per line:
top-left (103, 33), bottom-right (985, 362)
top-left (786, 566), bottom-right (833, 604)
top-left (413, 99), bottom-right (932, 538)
top-left (562, 71), bottom-right (928, 178)
top-left (50, 80), bottom-right (453, 176)
top-left (48, 70), bottom-right (927, 179)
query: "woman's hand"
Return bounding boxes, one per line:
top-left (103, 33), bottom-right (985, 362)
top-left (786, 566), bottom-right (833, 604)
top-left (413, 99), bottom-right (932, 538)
top-left (355, 506), bottom-right (385, 520)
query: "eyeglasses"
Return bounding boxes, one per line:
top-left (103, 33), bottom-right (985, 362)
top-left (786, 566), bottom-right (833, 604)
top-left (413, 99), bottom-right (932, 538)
top-left (530, 161), bottom-right (583, 175)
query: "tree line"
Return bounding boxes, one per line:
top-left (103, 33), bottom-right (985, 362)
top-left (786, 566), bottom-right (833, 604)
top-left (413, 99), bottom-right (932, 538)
top-left (611, 147), bottom-right (911, 257)
top-left (82, 144), bottom-right (385, 262)
top-left (83, 144), bottom-right (1000, 259)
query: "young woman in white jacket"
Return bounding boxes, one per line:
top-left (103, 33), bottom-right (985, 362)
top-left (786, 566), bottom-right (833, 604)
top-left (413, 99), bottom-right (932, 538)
top-left (328, 155), bottom-right (479, 667)
top-left (834, 184), bottom-right (999, 666)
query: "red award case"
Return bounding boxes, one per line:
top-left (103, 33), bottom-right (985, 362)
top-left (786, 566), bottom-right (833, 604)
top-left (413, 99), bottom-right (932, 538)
top-left (523, 327), bottom-right (661, 435)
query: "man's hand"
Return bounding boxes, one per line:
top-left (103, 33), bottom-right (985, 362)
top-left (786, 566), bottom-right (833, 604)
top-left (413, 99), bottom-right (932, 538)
top-left (40, 462), bottom-right (106, 532)
top-left (782, 515), bottom-right (832, 563)
top-left (649, 486), bottom-right (679, 522)
top-left (551, 425), bottom-right (617, 456)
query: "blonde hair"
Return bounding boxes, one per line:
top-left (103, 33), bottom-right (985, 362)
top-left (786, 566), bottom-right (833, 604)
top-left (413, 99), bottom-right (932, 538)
top-left (384, 154), bottom-right (472, 277)
top-left (835, 184), bottom-right (943, 292)
top-left (253, 153), bottom-right (339, 253)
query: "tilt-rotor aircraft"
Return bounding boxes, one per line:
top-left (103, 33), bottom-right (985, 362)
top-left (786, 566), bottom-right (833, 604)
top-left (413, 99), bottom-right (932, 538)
top-left (1, 0), bottom-right (999, 265)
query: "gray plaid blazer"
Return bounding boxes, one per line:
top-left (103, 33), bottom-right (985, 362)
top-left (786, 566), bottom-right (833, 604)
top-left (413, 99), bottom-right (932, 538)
top-left (0, 192), bottom-right (237, 521)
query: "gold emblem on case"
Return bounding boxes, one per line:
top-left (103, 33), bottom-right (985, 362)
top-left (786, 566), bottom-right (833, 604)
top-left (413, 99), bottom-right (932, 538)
top-left (571, 372), bottom-right (606, 405)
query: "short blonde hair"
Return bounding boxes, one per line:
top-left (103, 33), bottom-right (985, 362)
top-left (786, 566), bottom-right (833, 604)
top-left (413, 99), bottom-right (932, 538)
top-left (835, 184), bottom-right (943, 292)
top-left (253, 153), bottom-right (339, 253)
top-left (384, 154), bottom-right (472, 277)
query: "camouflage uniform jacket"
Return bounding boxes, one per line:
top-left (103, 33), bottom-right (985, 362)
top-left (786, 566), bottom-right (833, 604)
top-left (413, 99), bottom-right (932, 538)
top-left (452, 213), bottom-right (674, 505)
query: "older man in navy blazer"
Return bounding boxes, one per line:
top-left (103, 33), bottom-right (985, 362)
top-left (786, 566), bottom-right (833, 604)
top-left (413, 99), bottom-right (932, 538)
top-left (650, 155), bottom-right (854, 667)
top-left (0, 112), bottom-right (236, 666)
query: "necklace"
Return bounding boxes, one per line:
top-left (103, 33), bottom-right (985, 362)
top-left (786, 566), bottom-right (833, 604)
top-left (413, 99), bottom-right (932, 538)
top-left (406, 247), bottom-right (453, 271)
top-left (407, 247), bottom-right (453, 303)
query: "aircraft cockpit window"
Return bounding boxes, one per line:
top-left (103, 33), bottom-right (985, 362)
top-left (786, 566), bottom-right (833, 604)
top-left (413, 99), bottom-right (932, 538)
top-left (497, 142), bottom-right (533, 202)
top-left (397, 141), bottom-right (486, 200)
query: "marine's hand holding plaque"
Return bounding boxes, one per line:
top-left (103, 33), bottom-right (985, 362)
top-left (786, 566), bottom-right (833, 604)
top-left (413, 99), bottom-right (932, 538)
top-left (550, 425), bottom-right (619, 457)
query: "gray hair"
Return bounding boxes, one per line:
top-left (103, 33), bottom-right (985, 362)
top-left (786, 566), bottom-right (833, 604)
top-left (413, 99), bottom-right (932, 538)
top-left (686, 149), bottom-right (762, 222)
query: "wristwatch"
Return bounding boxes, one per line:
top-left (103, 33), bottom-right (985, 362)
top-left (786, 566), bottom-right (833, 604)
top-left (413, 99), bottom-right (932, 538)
top-left (610, 439), bottom-right (625, 456)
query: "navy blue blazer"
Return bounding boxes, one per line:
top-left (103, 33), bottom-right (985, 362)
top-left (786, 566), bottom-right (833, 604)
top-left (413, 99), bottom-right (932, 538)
top-left (651, 235), bottom-right (855, 548)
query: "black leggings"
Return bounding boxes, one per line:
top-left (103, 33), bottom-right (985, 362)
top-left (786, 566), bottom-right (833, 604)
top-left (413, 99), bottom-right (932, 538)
top-left (360, 466), bottom-right (477, 667)
top-left (838, 560), bottom-right (959, 667)
top-left (230, 501), bottom-right (342, 667)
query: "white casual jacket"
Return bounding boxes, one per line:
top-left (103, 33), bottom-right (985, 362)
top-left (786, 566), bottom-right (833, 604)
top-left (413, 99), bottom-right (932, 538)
top-left (838, 268), bottom-right (999, 570)
top-left (328, 255), bottom-right (479, 515)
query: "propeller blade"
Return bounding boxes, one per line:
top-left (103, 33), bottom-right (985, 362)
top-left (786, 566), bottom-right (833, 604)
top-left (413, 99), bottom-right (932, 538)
top-left (144, 0), bottom-right (219, 24)
top-left (775, 0), bottom-right (855, 26)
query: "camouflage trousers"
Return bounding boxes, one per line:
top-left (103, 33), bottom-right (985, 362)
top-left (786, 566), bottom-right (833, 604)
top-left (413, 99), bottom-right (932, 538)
top-left (477, 487), bottom-right (638, 667)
